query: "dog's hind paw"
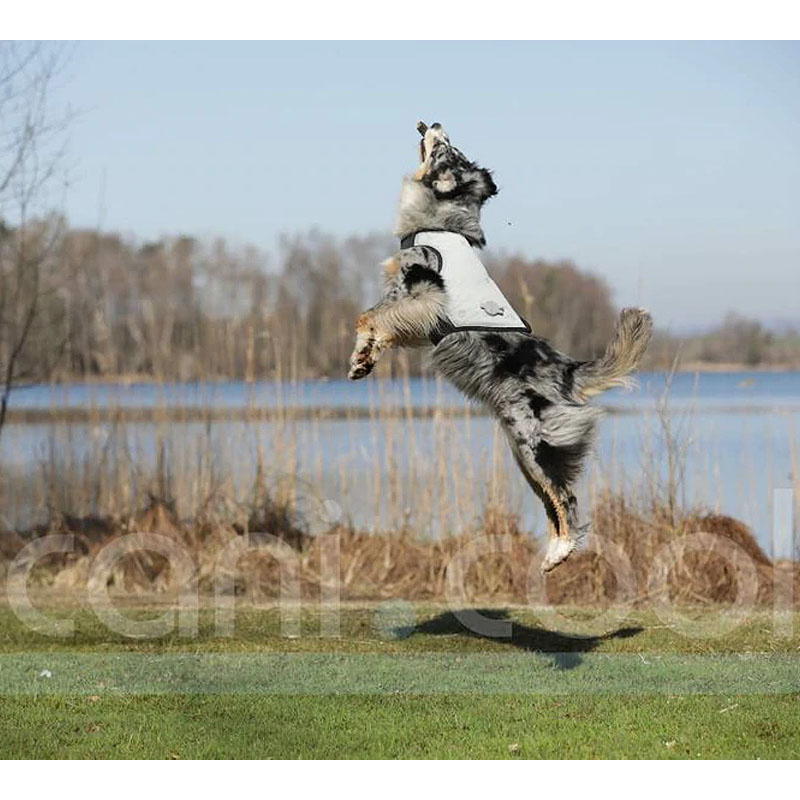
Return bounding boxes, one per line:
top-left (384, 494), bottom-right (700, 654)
top-left (540, 537), bottom-right (577, 573)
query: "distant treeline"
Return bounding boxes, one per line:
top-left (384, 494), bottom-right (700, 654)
top-left (648, 313), bottom-right (800, 370)
top-left (3, 222), bottom-right (799, 384)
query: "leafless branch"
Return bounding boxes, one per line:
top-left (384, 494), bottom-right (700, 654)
top-left (0, 42), bottom-right (73, 440)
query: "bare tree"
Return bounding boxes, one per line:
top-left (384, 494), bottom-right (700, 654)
top-left (490, 253), bottom-right (617, 359)
top-left (0, 41), bottom-right (72, 438)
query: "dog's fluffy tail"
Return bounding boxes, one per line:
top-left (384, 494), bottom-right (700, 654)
top-left (574, 307), bottom-right (653, 399)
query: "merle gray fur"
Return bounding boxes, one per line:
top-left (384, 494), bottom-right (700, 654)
top-left (349, 122), bottom-right (653, 571)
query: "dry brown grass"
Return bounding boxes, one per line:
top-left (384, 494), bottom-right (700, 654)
top-left (2, 360), bottom-right (798, 607)
top-left (2, 493), bottom-right (796, 606)
top-left (542, 493), bottom-right (790, 606)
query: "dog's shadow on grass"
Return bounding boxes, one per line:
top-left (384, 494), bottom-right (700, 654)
top-left (409, 609), bottom-right (644, 670)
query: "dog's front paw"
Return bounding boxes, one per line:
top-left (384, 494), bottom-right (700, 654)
top-left (348, 360), bottom-right (373, 380)
top-left (348, 348), bottom-right (376, 380)
top-left (348, 323), bottom-right (391, 380)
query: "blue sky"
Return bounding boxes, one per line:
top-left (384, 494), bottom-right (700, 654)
top-left (56, 41), bottom-right (799, 330)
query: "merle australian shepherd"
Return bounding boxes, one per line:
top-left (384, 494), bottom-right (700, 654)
top-left (348, 122), bottom-right (653, 571)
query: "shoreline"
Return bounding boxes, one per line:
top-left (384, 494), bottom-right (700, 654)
top-left (5, 402), bottom-right (800, 425)
top-left (10, 362), bottom-right (800, 391)
top-left (675, 361), bottom-right (800, 373)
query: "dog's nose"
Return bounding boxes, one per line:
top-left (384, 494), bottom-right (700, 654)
top-left (430, 122), bottom-right (442, 130)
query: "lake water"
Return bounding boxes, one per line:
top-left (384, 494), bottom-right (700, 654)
top-left (9, 371), bottom-right (800, 413)
top-left (2, 372), bottom-right (799, 556)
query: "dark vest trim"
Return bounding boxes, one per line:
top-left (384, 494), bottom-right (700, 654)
top-left (400, 229), bottom-right (483, 250)
top-left (418, 244), bottom-right (443, 273)
top-left (400, 229), bottom-right (445, 249)
top-left (429, 318), bottom-right (532, 346)
top-left (399, 232), bottom-right (415, 249)
top-left (399, 231), bottom-right (530, 346)
top-left (396, 237), bottom-right (444, 275)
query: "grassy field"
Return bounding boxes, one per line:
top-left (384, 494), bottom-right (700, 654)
top-left (1, 604), bottom-right (799, 759)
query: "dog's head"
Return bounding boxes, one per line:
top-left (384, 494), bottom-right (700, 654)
top-left (414, 122), bottom-right (498, 207)
top-left (395, 122), bottom-right (497, 247)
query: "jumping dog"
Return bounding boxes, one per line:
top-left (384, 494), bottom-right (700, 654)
top-left (348, 122), bottom-right (653, 571)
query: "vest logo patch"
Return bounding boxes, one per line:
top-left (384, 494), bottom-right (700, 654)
top-left (481, 300), bottom-right (505, 317)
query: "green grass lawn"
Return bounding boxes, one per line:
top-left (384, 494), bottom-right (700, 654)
top-left (1, 603), bottom-right (798, 759)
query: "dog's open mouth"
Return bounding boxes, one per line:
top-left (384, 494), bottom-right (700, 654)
top-left (417, 121), bottom-right (428, 161)
top-left (417, 121), bottom-right (448, 162)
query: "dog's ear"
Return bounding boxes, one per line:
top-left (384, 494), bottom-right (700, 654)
top-left (422, 142), bottom-right (498, 206)
top-left (434, 162), bottom-right (498, 206)
top-left (471, 167), bottom-right (498, 204)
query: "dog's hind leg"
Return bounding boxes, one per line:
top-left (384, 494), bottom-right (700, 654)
top-left (501, 403), bottom-right (598, 571)
top-left (507, 440), bottom-right (577, 572)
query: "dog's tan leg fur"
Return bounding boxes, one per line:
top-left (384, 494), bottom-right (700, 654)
top-left (347, 312), bottom-right (394, 381)
top-left (504, 431), bottom-right (577, 573)
top-left (382, 256), bottom-right (401, 279)
top-left (348, 259), bottom-right (446, 380)
top-left (539, 482), bottom-right (576, 573)
top-left (348, 289), bottom-right (445, 380)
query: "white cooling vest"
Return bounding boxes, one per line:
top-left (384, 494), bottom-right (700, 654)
top-left (401, 230), bottom-right (530, 339)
